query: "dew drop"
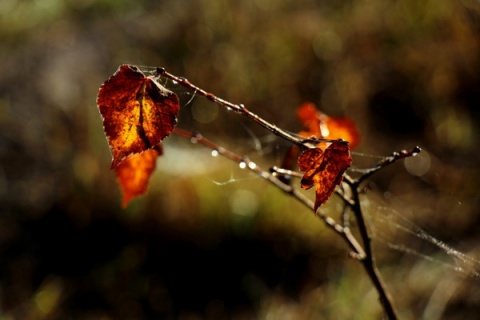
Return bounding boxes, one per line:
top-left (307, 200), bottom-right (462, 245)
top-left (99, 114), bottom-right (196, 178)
top-left (211, 150), bottom-right (219, 157)
top-left (239, 162), bottom-right (247, 169)
top-left (248, 162), bottom-right (257, 169)
top-left (233, 104), bottom-right (245, 114)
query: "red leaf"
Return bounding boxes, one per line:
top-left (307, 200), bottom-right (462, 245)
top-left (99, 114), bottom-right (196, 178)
top-left (297, 102), bottom-right (360, 149)
top-left (115, 147), bottom-right (162, 207)
top-left (97, 65), bottom-right (180, 168)
top-left (298, 141), bottom-right (352, 212)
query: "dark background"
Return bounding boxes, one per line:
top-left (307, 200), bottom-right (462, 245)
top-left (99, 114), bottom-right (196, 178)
top-left (1, 0), bottom-right (479, 319)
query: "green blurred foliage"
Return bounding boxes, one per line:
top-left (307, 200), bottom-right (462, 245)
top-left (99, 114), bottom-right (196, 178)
top-left (0, 0), bottom-right (479, 319)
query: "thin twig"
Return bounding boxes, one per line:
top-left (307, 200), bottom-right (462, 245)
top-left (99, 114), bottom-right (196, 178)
top-left (355, 147), bottom-right (421, 185)
top-left (269, 166), bottom-right (303, 178)
top-left (156, 68), bottom-right (338, 148)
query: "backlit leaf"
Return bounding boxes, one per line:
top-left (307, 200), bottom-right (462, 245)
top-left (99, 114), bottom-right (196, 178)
top-left (297, 102), bottom-right (360, 149)
top-left (298, 141), bottom-right (352, 212)
top-left (97, 64), bottom-right (180, 168)
top-left (278, 102), bottom-right (359, 186)
top-left (115, 147), bottom-right (162, 207)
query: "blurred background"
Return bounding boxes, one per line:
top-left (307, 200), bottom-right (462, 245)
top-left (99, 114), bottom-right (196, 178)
top-left (1, 0), bottom-right (479, 319)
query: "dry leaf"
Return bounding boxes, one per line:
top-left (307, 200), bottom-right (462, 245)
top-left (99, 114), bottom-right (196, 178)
top-left (298, 141), bottom-right (352, 211)
top-left (97, 64), bottom-right (180, 168)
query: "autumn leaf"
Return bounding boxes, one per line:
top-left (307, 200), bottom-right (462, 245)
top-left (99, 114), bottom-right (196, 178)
top-left (278, 102), bottom-right (359, 184)
top-left (115, 147), bottom-right (162, 207)
top-left (297, 102), bottom-right (360, 149)
top-left (298, 141), bottom-right (352, 212)
top-left (97, 64), bottom-right (180, 168)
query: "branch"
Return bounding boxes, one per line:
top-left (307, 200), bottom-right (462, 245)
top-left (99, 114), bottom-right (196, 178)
top-left (98, 64), bottom-right (424, 319)
top-left (340, 146), bottom-right (421, 319)
top-left (157, 67), bottom-right (404, 319)
top-left (344, 174), bottom-right (401, 319)
top-left (157, 68), bottom-right (337, 148)
top-left (172, 128), bottom-right (365, 258)
top-left (354, 146), bottom-right (421, 185)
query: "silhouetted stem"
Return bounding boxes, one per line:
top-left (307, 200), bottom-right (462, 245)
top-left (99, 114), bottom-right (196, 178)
top-left (347, 146), bottom-right (420, 319)
top-left (345, 175), bottom-right (399, 320)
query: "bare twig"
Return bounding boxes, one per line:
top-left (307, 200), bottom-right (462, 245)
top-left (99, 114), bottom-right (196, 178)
top-left (345, 177), bottom-right (398, 319)
top-left (156, 68), bottom-right (338, 148)
top-left (340, 146), bottom-right (420, 318)
top-left (354, 147), bottom-right (421, 185)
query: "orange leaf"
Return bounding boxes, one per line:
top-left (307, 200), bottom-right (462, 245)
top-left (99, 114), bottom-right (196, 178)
top-left (297, 102), bottom-right (360, 149)
top-left (298, 141), bottom-right (352, 212)
top-left (97, 65), bottom-right (180, 168)
top-left (297, 102), bottom-right (321, 135)
top-left (115, 147), bottom-right (162, 207)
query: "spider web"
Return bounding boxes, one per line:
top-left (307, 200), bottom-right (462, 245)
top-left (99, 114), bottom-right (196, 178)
top-left (366, 198), bottom-right (480, 279)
